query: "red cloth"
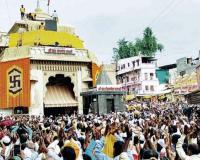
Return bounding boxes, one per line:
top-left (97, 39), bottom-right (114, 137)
top-left (0, 119), bottom-right (15, 127)
top-left (133, 154), bottom-right (139, 160)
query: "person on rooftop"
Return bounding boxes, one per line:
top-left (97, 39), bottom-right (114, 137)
top-left (52, 10), bottom-right (58, 22)
top-left (39, 22), bottom-right (45, 30)
top-left (20, 5), bottom-right (25, 20)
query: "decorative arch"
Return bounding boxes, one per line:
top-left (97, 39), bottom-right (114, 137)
top-left (46, 74), bottom-right (75, 98)
top-left (43, 73), bottom-right (77, 99)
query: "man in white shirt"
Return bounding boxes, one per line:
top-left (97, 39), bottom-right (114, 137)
top-left (52, 10), bottom-right (58, 22)
top-left (176, 133), bottom-right (200, 159)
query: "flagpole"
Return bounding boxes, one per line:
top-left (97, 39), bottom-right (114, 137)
top-left (37, 0), bottom-right (40, 9)
top-left (47, 0), bottom-right (50, 14)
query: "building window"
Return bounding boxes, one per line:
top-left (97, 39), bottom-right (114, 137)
top-left (136, 60), bottom-right (140, 66)
top-left (187, 58), bottom-right (192, 64)
top-left (126, 76), bottom-right (129, 82)
top-left (132, 61), bottom-right (135, 68)
top-left (120, 77), bottom-right (123, 83)
top-left (180, 71), bottom-right (186, 76)
top-left (132, 77), bottom-right (137, 82)
top-left (144, 73), bottom-right (148, 80)
top-left (150, 85), bottom-right (154, 91)
top-left (131, 77), bottom-right (134, 81)
top-left (150, 73), bottom-right (154, 80)
top-left (121, 64), bottom-right (125, 69)
top-left (128, 63), bottom-right (130, 67)
top-left (145, 85), bottom-right (149, 91)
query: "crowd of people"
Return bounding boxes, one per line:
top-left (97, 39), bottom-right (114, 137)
top-left (0, 102), bottom-right (199, 160)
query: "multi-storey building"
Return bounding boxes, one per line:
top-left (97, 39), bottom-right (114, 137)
top-left (116, 56), bottom-right (159, 95)
top-left (174, 55), bottom-right (200, 95)
top-left (176, 56), bottom-right (200, 76)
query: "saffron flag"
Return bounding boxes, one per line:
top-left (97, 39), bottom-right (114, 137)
top-left (92, 63), bottom-right (101, 87)
top-left (0, 58), bottom-right (30, 109)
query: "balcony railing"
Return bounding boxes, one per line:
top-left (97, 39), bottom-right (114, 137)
top-left (121, 80), bottom-right (141, 86)
top-left (117, 63), bottom-right (156, 75)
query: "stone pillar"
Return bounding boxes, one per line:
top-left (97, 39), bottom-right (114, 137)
top-left (29, 69), bottom-right (44, 115)
top-left (98, 95), bottom-right (107, 114)
top-left (114, 95), bottom-right (124, 112)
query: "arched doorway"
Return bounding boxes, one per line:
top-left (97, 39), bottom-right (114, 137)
top-left (44, 74), bottom-right (78, 116)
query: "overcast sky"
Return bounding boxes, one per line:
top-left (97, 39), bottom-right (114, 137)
top-left (0, 0), bottom-right (200, 65)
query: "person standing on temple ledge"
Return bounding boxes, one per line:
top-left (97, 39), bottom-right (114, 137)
top-left (20, 5), bottom-right (25, 20)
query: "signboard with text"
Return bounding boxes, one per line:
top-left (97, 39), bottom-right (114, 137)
top-left (174, 85), bottom-right (198, 94)
top-left (174, 71), bottom-right (198, 94)
top-left (97, 85), bottom-right (123, 91)
top-left (44, 47), bottom-right (75, 55)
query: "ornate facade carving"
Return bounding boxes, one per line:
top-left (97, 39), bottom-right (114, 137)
top-left (29, 59), bottom-right (92, 114)
top-left (31, 60), bottom-right (84, 72)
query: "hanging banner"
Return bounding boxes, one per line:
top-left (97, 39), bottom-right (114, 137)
top-left (174, 72), bottom-right (198, 94)
top-left (0, 58), bottom-right (30, 109)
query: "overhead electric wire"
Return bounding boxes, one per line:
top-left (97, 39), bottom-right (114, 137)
top-left (148, 0), bottom-right (177, 27)
top-left (150, 0), bottom-right (186, 27)
top-left (132, 0), bottom-right (179, 39)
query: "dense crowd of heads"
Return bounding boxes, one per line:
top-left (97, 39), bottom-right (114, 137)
top-left (0, 102), bottom-right (199, 160)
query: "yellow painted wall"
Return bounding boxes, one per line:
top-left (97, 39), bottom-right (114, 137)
top-left (9, 30), bottom-right (84, 49)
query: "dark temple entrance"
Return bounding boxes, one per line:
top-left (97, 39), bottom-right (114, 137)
top-left (107, 99), bottom-right (114, 113)
top-left (44, 74), bottom-right (78, 116)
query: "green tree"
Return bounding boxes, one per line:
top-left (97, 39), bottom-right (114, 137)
top-left (113, 38), bottom-right (139, 61)
top-left (113, 27), bottom-right (164, 61)
top-left (136, 27), bottom-right (164, 57)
